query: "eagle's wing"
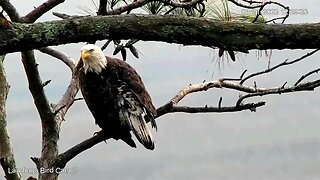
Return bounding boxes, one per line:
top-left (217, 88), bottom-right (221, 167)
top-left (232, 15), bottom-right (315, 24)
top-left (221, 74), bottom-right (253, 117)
top-left (106, 57), bottom-right (157, 149)
top-left (108, 57), bottom-right (156, 114)
top-left (106, 56), bottom-right (157, 127)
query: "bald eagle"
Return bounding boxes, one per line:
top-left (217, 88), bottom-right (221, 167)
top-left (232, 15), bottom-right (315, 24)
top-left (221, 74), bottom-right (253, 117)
top-left (79, 44), bottom-right (157, 150)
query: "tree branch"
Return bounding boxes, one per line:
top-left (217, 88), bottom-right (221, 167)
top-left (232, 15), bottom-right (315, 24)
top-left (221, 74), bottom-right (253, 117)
top-left (159, 0), bottom-right (204, 8)
top-left (0, 0), bottom-right (20, 22)
top-left (157, 102), bottom-right (266, 117)
top-left (106, 0), bottom-right (151, 15)
top-left (55, 77), bottom-right (271, 168)
top-left (39, 47), bottom-right (75, 71)
top-left (21, 0), bottom-right (65, 23)
top-left (56, 131), bottom-right (109, 169)
top-left (56, 98), bottom-right (266, 168)
top-left (37, 48), bottom-right (79, 131)
top-left (21, 51), bottom-right (59, 179)
top-left (227, 0), bottom-right (262, 8)
top-left (97, 0), bottom-right (108, 15)
top-left (54, 61), bottom-right (80, 129)
top-left (240, 49), bottom-right (320, 84)
top-left (236, 79), bottom-right (320, 106)
top-left (294, 68), bottom-right (320, 86)
top-left (1, 15), bottom-right (320, 54)
top-left (0, 55), bottom-right (20, 180)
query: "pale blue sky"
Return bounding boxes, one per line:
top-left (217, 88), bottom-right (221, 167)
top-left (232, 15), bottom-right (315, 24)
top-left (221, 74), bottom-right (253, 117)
top-left (2, 1), bottom-right (320, 179)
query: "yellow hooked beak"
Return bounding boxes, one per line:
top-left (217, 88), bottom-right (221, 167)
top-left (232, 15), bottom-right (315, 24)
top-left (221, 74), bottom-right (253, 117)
top-left (81, 49), bottom-right (91, 61)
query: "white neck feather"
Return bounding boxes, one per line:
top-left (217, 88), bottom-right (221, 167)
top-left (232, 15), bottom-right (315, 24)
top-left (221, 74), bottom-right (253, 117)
top-left (83, 54), bottom-right (107, 74)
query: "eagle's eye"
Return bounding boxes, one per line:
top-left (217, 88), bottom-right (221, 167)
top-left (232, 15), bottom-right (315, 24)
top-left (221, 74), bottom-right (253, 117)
top-left (88, 49), bottom-right (94, 52)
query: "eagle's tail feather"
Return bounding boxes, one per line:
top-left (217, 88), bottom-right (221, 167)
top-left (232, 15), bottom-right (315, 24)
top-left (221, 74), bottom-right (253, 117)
top-left (129, 114), bottom-right (155, 150)
top-left (119, 108), bottom-right (155, 150)
top-left (121, 134), bottom-right (137, 148)
top-left (117, 85), bottom-right (155, 150)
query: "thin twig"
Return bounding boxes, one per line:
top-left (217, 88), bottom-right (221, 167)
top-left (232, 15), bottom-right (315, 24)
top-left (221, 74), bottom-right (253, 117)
top-left (227, 0), bottom-right (263, 9)
top-left (240, 49), bottom-right (320, 85)
top-left (52, 12), bottom-right (74, 19)
top-left (218, 97), bottom-right (222, 109)
top-left (236, 79), bottom-right (320, 106)
top-left (251, 1), bottom-right (289, 24)
top-left (159, 0), bottom-right (204, 8)
top-left (294, 68), bottom-right (320, 86)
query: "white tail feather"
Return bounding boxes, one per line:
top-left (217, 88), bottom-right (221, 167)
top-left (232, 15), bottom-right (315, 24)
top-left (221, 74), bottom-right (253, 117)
top-left (119, 109), bottom-right (154, 150)
top-left (117, 88), bottom-right (155, 150)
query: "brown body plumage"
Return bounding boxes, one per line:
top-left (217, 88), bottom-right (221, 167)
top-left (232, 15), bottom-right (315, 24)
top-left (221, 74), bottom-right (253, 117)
top-left (78, 44), bottom-right (157, 150)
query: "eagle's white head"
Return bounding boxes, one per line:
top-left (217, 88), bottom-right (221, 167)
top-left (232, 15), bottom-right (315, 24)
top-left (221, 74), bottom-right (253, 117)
top-left (80, 44), bottom-right (107, 74)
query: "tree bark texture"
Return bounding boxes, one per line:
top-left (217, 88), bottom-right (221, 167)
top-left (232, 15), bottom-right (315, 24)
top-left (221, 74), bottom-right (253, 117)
top-left (21, 51), bottom-right (59, 180)
top-left (0, 55), bottom-right (20, 180)
top-left (0, 15), bottom-right (320, 54)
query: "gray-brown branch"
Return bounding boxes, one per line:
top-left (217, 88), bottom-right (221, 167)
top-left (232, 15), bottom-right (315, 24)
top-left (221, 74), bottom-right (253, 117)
top-left (0, 55), bottom-right (20, 180)
top-left (21, 0), bottom-right (66, 23)
top-left (55, 70), bottom-right (320, 168)
top-left (55, 78), bottom-right (270, 168)
top-left (240, 49), bottom-right (320, 84)
top-left (156, 102), bottom-right (266, 117)
top-left (1, 15), bottom-right (320, 54)
top-left (39, 47), bottom-right (75, 71)
top-left (236, 79), bottom-right (320, 106)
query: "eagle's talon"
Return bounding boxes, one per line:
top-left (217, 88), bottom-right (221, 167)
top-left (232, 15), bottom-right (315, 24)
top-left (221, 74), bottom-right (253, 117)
top-left (93, 131), bottom-right (108, 144)
top-left (93, 131), bottom-right (99, 136)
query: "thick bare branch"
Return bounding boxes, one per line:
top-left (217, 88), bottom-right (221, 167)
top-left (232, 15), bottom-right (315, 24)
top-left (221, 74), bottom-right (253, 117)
top-left (21, 0), bottom-right (65, 23)
top-left (56, 131), bottom-right (109, 169)
top-left (0, 0), bottom-right (20, 22)
top-left (38, 49), bottom-right (79, 131)
top-left (21, 51), bottom-right (57, 134)
top-left (157, 102), bottom-right (266, 117)
top-left (21, 51), bottom-right (59, 180)
top-left (54, 61), bottom-right (80, 129)
top-left (106, 0), bottom-right (151, 15)
top-left (0, 55), bottom-right (20, 180)
top-left (97, 0), bottom-right (108, 15)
